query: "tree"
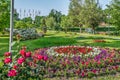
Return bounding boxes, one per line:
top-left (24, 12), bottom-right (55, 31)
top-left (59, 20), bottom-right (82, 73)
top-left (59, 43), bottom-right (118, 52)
top-left (40, 17), bottom-right (47, 33)
top-left (48, 9), bottom-right (62, 31)
top-left (34, 16), bottom-right (41, 28)
top-left (69, 0), bottom-right (103, 33)
top-left (69, 0), bottom-right (83, 33)
top-left (46, 17), bottom-right (56, 30)
top-left (14, 9), bottom-right (20, 21)
top-left (15, 21), bottom-right (27, 29)
top-left (60, 15), bottom-right (72, 33)
top-left (22, 17), bottom-right (34, 28)
top-left (107, 0), bottom-right (120, 30)
top-left (0, 0), bottom-right (10, 33)
top-left (79, 0), bottom-right (102, 34)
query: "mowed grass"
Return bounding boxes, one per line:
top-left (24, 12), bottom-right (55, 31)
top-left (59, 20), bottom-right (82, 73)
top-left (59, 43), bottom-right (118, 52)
top-left (1, 31), bottom-right (120, 56)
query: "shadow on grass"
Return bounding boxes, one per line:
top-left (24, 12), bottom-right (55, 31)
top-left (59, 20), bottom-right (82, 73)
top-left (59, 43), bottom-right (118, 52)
top-left (20, 36), bottom-right (77, 51)
top-left (75, 36), bottom-right (119, 40)
top-left (76, 40), bottom-right (120, 48)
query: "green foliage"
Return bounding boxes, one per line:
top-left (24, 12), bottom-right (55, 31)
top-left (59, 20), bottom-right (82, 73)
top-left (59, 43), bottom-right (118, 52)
top-left (107, 0), bottom-right (120, 30)
top-left (96, 27), bottom-right (116, 32)
top-left (69, 0), bottom-right (82, 27)
top-left (60, 16), bottom-right (72, 33)
top-left (47, 9), bottom-right (63, 31)
top-left (0, 0), bottom-right (10, 31)
top-left (46, 17), bottom-right (56, 30)
top-left (69, 0), bottom-right (103, 33)
top-left (15, 21), bottom-right (27, 29)
top-left (34, 16), bottom-right (41, 27)
top-left (15, 17), bottom-right (35, 29)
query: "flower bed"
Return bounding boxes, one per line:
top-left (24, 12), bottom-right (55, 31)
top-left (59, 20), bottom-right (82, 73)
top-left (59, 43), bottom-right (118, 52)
top-left (1, 46), bottom-right (120, 79)
top-left (93, 40), bottom-right (106, 43)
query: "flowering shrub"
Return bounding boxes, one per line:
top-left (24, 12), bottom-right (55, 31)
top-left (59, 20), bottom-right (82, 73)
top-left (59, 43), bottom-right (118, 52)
top-left (14, 28), bottom-right (44, 40)
top-left (1, 46), bottom-right (120, 79)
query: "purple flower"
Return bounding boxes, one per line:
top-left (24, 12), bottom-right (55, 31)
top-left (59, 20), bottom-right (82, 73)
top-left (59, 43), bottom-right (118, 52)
top-left (73, 56), bottom-right (81, 62)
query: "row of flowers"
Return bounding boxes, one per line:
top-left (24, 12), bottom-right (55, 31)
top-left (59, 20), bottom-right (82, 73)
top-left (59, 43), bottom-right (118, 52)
top-left (1, 46), bottom-right (120, 79)
top-left (46, 46), bottom-right (100, 57)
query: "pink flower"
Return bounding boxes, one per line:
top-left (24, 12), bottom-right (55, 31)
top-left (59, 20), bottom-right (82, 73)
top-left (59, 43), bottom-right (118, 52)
top-left (4, 52), bottom-right (11, 57)
top-left (4, 58), bottom-right (12, 64)
top-left (8, 70), bottom-right (17, 77)
top-left (37, 54), bottom-right (43, 60)
top-left (17, 57), bottom-right (25, 65)
top-left (13, 65), bottom-right (18, 70)
top-left (43, 56), bottom-right (48, 61)
top-left (26, 52), bottom-right (31, 57)
top-left (20, 49), bottom-right (26, 57)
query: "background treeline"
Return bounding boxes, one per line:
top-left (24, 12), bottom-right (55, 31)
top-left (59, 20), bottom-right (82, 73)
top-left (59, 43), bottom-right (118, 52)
top-left (0, 0), bottom-right (120, 35)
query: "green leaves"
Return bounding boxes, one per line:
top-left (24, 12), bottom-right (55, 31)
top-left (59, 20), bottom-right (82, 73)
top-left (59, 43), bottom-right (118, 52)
top-left (0, 0), bottom-right (10, 31)
top-left (107, 0), bottom-right (120, 29)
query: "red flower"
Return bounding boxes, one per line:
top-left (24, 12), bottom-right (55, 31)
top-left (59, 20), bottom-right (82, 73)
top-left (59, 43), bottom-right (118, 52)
top-left (97, 61), bottom-right (101, 65)
top-left (26, 52), bottom-right (31, 57)
top-left (4, 52), bottom-right (11, 57)
top-left (17, 57), bottom-right (25, 65)
top-left (4, 58), bottom-right (12, 64)
top-left (85, 62), bottom-right (89, 66)
top-left (37, 54), bottom-right (43, 60)
top-left (8, 70), bottom-right (17, 77)
top-left (20, 49), bottom-right (26, 57)
top-left (81, 72), bottom-right (85, 77)
top-left (82, 61), bottom-right (85, 65)
top-left (13, 65), bottom-right (18, 70)
top-left (113, 65), bottom-right (119, 70)
top-left (76, 69), bottom-right (80, 75)
top-left (109, 59), bottom-right (113, 63)
top-left (92, 69), bottom-right (97, 74)
top-left (28, 62), bottom-right (33, 66)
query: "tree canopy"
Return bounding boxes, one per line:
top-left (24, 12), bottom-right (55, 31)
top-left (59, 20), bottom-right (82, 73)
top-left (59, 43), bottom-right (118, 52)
top-left (0, 0), bottom-right (10, 31)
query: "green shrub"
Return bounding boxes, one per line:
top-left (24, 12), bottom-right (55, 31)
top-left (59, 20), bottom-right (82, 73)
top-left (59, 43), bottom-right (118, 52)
top-left (95, 27), bottom-right (116, 32)
top-left (110, 31), bottom-right (120, 36)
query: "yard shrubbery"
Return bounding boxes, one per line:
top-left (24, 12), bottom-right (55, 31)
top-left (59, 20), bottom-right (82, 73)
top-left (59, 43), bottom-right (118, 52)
top-left (14, 28), bottom-right (44, 40)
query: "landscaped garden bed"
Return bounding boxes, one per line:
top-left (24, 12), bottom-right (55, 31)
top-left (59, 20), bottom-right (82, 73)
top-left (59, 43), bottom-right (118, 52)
top-left (1, 46), bottom-right (120, 79)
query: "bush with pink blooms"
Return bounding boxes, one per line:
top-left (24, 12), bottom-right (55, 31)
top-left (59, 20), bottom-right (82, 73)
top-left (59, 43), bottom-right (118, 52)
top-left (1, 46), bottom-right (120, 79)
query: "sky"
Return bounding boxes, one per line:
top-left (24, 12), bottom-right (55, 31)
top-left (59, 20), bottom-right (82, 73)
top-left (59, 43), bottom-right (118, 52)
top-left (14, 0), bottom-right (111, 17)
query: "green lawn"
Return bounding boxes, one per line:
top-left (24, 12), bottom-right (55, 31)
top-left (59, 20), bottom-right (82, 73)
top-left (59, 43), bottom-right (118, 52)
top-left (1, 31), bottom-right (120, 56)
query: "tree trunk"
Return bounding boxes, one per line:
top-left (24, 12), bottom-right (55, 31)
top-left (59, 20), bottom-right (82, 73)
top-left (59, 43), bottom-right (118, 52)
top-left (79, 26), bottom-right (82, 33)
top-left (92, 27), bottom-right (95, 34)
top-left (43, 26), bottom-right (47, 33)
